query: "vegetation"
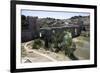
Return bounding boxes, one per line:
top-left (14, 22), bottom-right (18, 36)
top-left (50, 31), bottom-right (73, 54)
top-left (50, 31), bottom-right (65, 52)
top-left (48, 31), bottom-right (77, 60)
top-left (21, 15), bottom-right (90, 60)
top-left (74, 34), bottom-right (90, 47)
top-left (38, 17), bottom-right (65, 28)
top-left (81, 31), bottom-right (90, 39)
top-left (32, 39), bottom-right (44, 49)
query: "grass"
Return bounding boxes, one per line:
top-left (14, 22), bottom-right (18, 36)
top-left (75, 40), bottom-right (84, 47)
top-left (73, 33), bottom-right (90, 47)
top-left (80, 31), bottom-right (90, 41)
top-left (77, 36), bottom-right (90, 41)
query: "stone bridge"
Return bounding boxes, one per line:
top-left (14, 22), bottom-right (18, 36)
top-left (21, 16), bottom-right (82, 42)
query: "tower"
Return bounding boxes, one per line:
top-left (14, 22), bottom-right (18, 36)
top-left (27, 16), bottom-right (40, 38)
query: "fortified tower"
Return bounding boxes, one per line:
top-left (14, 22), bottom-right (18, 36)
top-left (21, 15), bottom-right (40, 42)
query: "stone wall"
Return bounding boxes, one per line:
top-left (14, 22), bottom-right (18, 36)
top-left (21, 16), bottom-right (39, 42)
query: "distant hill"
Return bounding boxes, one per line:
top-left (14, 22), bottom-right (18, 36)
top-left (21, 15), bottom-right (90, 31)
top-left (63, 16), bottom-right (90, 31)
top-left (37, 17), bottom-right (65, 28)
top-left (37, 16), bottom-right (90, 27)
top-left (68, 16), bottom-right (90, 26)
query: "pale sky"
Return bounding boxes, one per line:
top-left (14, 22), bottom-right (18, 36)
top-left (21, 10), bottom-right (90, 19)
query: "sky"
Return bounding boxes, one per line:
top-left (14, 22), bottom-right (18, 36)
top-left (21, 10), bottom-right (90, 19)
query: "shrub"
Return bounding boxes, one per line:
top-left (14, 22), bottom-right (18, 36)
top-left (50, 31), bottom-right (64, 52)
top-left (50, 31), bottom-right (74, 54)
top-left (32, 39), bottom-right (43, 49)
